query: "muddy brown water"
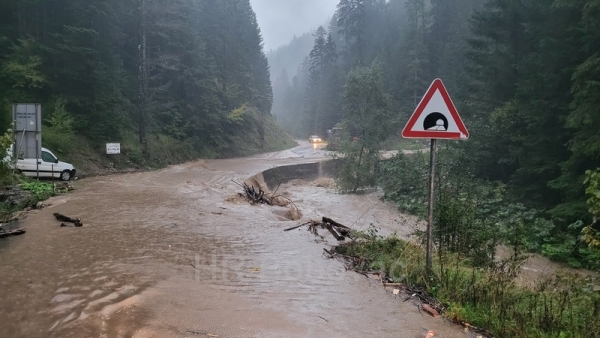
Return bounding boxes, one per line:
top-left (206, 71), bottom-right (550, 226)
top-left (0, 143), bottom-right (517, 337)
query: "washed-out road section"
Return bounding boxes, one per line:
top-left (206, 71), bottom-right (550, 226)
top-left (0, 142), bottom-right (467, 338)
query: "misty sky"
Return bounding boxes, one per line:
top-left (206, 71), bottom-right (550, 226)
top-left (250, 0), bottom-right (339, 51)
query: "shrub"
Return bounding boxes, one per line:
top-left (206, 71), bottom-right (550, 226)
top-left (336, 236), bottom-right (600, 338)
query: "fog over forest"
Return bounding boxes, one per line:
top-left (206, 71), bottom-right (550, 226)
top-left (267, 0), bottom-right (600, 275)
top-left (250, 0), bottom-right (338, 51)
top-left (0, 1), bottom-right (600, 337)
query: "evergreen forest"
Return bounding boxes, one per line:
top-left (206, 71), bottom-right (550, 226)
top-left (1, 1), bottom-right (600, 335)
top-left (270, 0), bottom-right (600, 267)
top-left (0, 0), bottom-right (292, 165)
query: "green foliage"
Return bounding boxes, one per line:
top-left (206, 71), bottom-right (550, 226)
top-left (0, 179), bottom-right (61, 220)
top-left (335, 61), bottom-right (395, 192)
top-left (43, 97), bottom-right (76, 156)
top-left (432, 148), bottom-right (503, 265)
top-left (582, 169), bottom-right (600, 248)
top-left (0, 0), bottom-right (286, 163)
top-left (0, 129), bottom-right (15, 185)
top-left (0, 179), bottom-right (74, 220)
top-left (272, 0), bottom-right (600, 270)
top-left (20, 180), bottom-right (55, 201)
top-left (336, 135), bottom-right (379, 192)
top-left (337, 236), bottom-right (600, 337)
top-left (378, 137), bottom-right (424, 151)
top-left (379, 147), bottom-right (600, 269)
top-left (227, 104), bottom-right (249, 124)
top-left (47, 97), bottom-right (74, 135)
top-left (434, 183), bottom-right (498, 267)
top-left (1, 39), bottom-right (45, 89)
top-left (220, 106), bottom-right (296, 158)
top-left (378, 151), bottom-right (429, 215)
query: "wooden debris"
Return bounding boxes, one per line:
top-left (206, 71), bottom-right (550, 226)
top-left (323, 217), bottom-right (351, 236)
top-left (238, 182), bottom-right (273, 206)
top-left (383, 283), bottom-right (405, 288)
top-left (325, 243), bottom-right (452, 323)
top-left (0, 227), bottom-right (26, 238)
top-left (325, 223), bottom-right (345, 241)
top-left (53, 213), bottom-right (83, 227)
top-left (285, 217), bottom-right (351, 242)
top-left (399, 287), bottom-right (445, 316)
top-left (323, 248), bottom-right (369, 271)
top-left (308, 220), bottom-right (323, 238)
top-left (56, 182), bottom-right (75, 192)
top-left (234, 180), bottom-right (302, 222)
top-left (284, 224), bottom-right (305, 232)
top-left (322, 217), bottom-right (350, 229)
top-left (421, 304), bottom-right (439, 317)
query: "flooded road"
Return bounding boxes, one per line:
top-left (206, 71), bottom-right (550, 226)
top-left (0, 143), bottom-right (467, 338)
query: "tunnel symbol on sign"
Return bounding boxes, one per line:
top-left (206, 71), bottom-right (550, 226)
top-left (423, 112), bottom-right (448, 131)
top-left (402, 78), bottom-right (469, 139)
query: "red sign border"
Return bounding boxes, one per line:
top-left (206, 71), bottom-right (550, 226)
top-left (402, 78), bottom-right (469, 140)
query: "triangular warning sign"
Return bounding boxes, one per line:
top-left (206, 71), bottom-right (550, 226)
top-left (402, 79), bottom-right (469, 140)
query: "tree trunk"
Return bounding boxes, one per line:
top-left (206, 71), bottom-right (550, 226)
top-left (353, 143), bottom-right (365, 192)
top-left (138, 0), bottom-right (148, 150)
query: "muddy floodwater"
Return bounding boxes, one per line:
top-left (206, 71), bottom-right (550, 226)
top-left (0, 143), bottom-right (472, 338)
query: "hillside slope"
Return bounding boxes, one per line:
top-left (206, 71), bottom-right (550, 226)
top-left (1, 0), bottom-right (289, 171)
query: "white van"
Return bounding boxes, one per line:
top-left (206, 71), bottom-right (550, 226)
top-left (5, 146), bottom-right (76, 181)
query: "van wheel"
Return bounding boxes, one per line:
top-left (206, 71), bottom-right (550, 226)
top-left (60, 170), bottom-right (72, 181)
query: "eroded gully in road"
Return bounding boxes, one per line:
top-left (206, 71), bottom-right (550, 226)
top-left (0, 143), bottom-right (468, 338)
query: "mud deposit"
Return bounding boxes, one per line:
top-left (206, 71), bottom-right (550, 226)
top-left (0, 143), bottom-right (467, 338)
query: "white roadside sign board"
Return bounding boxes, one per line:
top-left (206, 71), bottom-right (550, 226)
top-left (106, 143), bottom-right (121, 155)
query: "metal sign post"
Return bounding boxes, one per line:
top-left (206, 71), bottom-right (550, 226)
top-left (426, 139), bottom-right (437, 272)
top-left (401, 79), bottom-right (469, 274)
top-left (106, 143), bottom-right (121, 168)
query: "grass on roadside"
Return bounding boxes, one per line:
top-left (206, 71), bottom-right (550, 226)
top-left (335, 234), bottom-right (600, 338)
top-left (0, 180), bottom-right (64, 221)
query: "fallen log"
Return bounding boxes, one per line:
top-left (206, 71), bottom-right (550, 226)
top-left (322, 217), bottom-right (352, 237)
top-left (0, 228), bottom-right (26, 238)
top-left (53, 213), bottom-right (83, 227)
top-left (322, 217), bottom-right (350, 229)
top-left (325, 223), bottom-right (345, 241)
top-left (336, 227), bottom-right (351, 237)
